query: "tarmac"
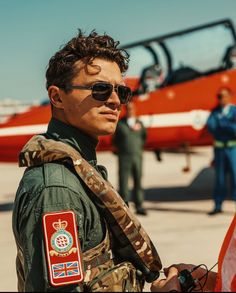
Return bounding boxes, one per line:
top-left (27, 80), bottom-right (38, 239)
top-left (0, 146), bottom-right (235, 292)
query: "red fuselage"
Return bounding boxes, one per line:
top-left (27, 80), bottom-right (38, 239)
top-left (1, 69), bottom-right (236, 162)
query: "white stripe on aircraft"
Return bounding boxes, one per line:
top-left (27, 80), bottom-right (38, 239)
top-left (0, 124), bottom-right (48, 137)
top-left (0, 110), bottom-right (211, 137)
top-left (139, 110), bottom-right (210, 130)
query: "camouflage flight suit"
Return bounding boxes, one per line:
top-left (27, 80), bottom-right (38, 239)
top-left (12, 118), bottom-right (143, 292)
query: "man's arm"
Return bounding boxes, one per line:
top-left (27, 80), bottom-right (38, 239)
top-left (139, 121), bottom-right (147, 144)
top-left (15, 187), bottom-right (87, 292)
top-left (207, 108), bottom-right (236, 137)
top-left (206, 112), bottom-right (219, 136)
top-left (218, 116), bottom-right (236, 136)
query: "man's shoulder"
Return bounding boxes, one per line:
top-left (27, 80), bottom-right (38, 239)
top-left (211, 106), bottom-right (220, 114)
top-left (19, 161), bottom-right (83, 193)
top-left (136, 118), bottom-right (145, 126)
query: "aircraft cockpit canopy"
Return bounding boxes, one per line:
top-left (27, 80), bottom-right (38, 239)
top-left (123, 19), bottom-right (236, 95)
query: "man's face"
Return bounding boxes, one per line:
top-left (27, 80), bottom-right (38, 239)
top-left (57, 58), bottom-right (123, 138)
top-left (218, 89), bottom-right (232, 107)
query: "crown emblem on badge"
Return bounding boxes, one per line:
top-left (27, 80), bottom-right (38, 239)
top-left (53, 219), bottom-right (68, 231)
top-left (50, 218), bottom-right (77, 257)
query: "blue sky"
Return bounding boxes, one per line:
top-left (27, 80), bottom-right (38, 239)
top-left (1, 0), bottom-right (236, 102)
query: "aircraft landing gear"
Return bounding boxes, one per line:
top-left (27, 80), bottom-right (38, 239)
top-left (182, 143), bottom-right (191, 173)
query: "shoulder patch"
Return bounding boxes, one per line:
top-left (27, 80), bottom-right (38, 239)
top-left (43, 210), bottom-right (84, 287)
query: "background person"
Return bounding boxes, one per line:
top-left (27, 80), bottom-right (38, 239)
top-left (112, 101), bottom-right (147, 215)
top-left (207, 87), bottom-right (236, 215)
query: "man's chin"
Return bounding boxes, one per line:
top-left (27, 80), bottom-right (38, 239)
top-left (98, 127), bottom-right (116, 136)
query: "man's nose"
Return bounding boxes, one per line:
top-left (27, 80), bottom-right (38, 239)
top-left (105, 90), bottom-right (120, 108)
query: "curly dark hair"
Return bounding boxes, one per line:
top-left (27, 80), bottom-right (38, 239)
top-left (46, 30), bottom-right (129, 91)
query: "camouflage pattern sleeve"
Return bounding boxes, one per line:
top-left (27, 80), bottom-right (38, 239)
top-left (13, 184), bottom-right (104, 291)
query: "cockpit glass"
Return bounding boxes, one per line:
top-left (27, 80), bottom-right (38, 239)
top-left (164, 23), bottom-right (235, 73)
top-left (125, 21), bottom-right (236, 88)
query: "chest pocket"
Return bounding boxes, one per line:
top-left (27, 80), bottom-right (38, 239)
top-left (82, 228), bottom-right (144, 292)
top-left (86, 261), bottom-right (143, 292)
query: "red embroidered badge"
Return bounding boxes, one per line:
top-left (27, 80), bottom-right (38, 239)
top-left (43, 210), bottom-right (84, 287)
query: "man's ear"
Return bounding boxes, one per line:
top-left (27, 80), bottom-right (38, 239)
top-left (48, 86), bottom-right (64, 109)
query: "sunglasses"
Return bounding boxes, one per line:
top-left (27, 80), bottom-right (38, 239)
top-left (65, 82), bottom-right (132, 104)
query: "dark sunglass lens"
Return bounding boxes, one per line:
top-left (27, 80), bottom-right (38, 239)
top-left (92, 83), bottom-right (113, 101)
top-left (118, 86), bottom-right (132, 104)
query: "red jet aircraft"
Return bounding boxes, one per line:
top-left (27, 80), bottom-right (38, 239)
top-left (1, 19), bottom-right (236, 162)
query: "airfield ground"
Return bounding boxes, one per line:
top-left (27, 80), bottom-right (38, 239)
top-left (0, 147), bottom-right (235, 292)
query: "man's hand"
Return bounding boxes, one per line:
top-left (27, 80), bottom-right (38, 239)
top-left (164, 263), bottom-right (217, 292)
top-left (150, 266), bottom-right (181, 292)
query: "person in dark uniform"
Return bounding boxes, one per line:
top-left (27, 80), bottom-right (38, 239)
top-left (12, 30), bottom-right (150, 292)
top-left (113, 101), bottom-right (147, 215)
top-left (207, 87), bottom-right (236, 215)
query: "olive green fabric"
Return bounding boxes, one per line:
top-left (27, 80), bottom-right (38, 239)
top-left (18, 134), bottom-right (162, 281)
top-left (13, 118), bottom-right (160, 292)
top-left (113, 118), bottom-right (146, 156)
top-left (118, 154), bottom-right (143, 208)
top-left (82, 229), bottom-right (144, 292)
top-left (12, 118), bottom-right (106, 292)
top-left (113, 118), bottom-right (146, 207)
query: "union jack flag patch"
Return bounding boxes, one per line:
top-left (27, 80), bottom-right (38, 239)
top-left (43, 210), bottom-right (84, 286)
top-left (52, 261), bottom-right (80, 278)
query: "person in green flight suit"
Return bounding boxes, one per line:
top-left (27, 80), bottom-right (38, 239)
top-left (113, 101), bottom-right (147, 215)
top-left (12, 30), bottom-right (149, 292)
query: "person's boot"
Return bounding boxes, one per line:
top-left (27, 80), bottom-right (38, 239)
top-left (207, 207), bottom-right (222, 215)
top-left (136, 207), bottom-right (147, 216)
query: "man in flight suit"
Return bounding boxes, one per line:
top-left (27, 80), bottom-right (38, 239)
top-left (207, 87), bottom-right (236, 215)
top-left (12, 30), bottom-right (148, 291)
top-left (113, 101), bottom-right (147, 215)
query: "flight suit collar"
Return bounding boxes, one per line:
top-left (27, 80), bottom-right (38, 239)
top-left (46, 118), bottom-right (98, 167)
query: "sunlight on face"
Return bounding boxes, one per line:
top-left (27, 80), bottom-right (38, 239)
top-left (60, 58), bottom-right (124, 138)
